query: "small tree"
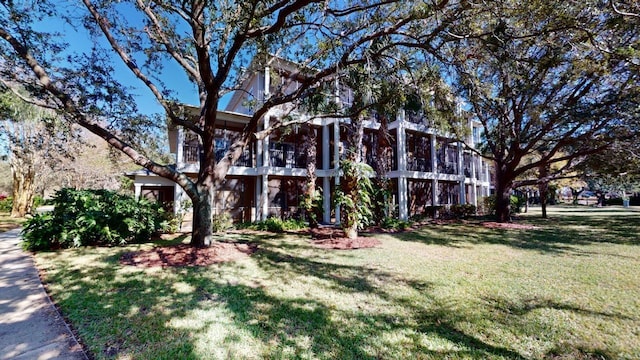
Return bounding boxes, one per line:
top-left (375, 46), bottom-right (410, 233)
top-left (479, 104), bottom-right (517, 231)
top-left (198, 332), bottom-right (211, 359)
top-left (0, 90), bottom-right (75, 217)
top-left (335, 159), bottom-right (374, 239)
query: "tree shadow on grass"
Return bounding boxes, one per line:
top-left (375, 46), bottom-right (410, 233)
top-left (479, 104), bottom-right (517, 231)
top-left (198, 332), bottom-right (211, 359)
top-left (39, 250), bottom-right (205, 359)
top-left (182, 273), bottom-right (527, 359)
top-left (389, 211), bottom-right (640, 255)
top-left (42, 225), bottom-right (637, 359)
top-left (481, 295), bottom-right (630, 360)
top-left (482, 295), bottom-right (636, 321)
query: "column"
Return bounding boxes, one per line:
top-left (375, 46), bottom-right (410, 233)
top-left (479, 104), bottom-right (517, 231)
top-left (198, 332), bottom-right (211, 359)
top-left (261, 174), bottom-right (269, 220)
top-left (134, 183), bottom-right (142, 200)
top-left (260, 115), bottom-right (270, 220)
top-left (430, 134), bottom-right (438, 206)
top-left (471, 154), bottom-right (478, 208)
top-left (254, 178), bottom-right (261, 222)
top-left (176, 127), bottom-right (184, 166)
top-left (397, 118), bottom-right (408, 221)
top-left (322, 177), bottom-right (331, 224)
top-left (322, 124), bottom-right (331, 224)
top-left (264, 65), bottom-right (271, 100)
top-left (173, 183), bottom-right (183, 215)
top-left (262, 115), bottom-right (270, 167)
top-left (333, 120), bottom-right (341, 224)
top-left (458, 142), bottom-right (466, 205)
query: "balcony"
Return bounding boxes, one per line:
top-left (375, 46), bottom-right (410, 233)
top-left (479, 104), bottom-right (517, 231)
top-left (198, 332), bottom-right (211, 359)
top-left (364, 146), bottom-right (396, 171)
top-left (407, 157), bottom-right (432, 172)
top-left (269, 148), bottom-right (306, 168)
top-left (437, 160), bottom-right (458, 175)
top-left (182, 144), bottom-right (254, 167)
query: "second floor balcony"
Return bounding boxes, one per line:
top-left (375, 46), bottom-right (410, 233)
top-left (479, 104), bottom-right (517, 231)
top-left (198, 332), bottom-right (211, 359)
top-left (182, 142), bottom-right (306, 169)
top-left (269, 149), bottom-right (307, 169)
top-left (182, 144), bottom-right (254, 167)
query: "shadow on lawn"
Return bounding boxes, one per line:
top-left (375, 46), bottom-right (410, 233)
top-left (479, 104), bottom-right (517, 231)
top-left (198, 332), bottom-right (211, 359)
top-left (41, 249), bottom-right (203, 359)
top-left (175, 241), bottom-right (527, 359)
top-left (483, 295), bottom-right (636, 321)
top-left (45, 224), bottom-right (634, 359)
top-left (389, 211), bottom-right (640, 255)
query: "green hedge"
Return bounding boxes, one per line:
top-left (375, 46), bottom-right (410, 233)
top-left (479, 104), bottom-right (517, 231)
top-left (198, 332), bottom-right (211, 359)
top-left (22, 188), bottom-right (168, 250)
top-left (238, 217), bottom-right (307, 233)
top-left (450, 204), bottom-right (477, 219)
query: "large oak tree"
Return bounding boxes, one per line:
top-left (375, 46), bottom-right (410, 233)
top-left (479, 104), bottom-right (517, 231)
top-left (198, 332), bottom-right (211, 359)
top-left (0, 0), bottom-right (464, 246)
top-left (441, 0), bottom-right (639, 221)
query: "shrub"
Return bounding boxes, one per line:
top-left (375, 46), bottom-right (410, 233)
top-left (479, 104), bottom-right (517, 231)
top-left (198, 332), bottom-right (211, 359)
top-left (22, 188), bottom-right (165, 251)
top-left (450, 204), bottom-right (477, 219)
top-left (0, 196), bottom-right (12, 212)
top-left (246, 217), bottom-right (307, 233)
top-left (212, 212), bottom-right (233, 233)
top-left (482, 195), bottom-right (525, 217)
top-left (32, 195), bottom-right (45, 209)
top-left (381, 217), bottom-right (411, 231)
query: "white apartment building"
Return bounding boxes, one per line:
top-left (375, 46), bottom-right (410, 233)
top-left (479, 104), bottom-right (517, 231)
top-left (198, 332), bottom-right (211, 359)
top-left (129, 57), bottom-right (493, 223)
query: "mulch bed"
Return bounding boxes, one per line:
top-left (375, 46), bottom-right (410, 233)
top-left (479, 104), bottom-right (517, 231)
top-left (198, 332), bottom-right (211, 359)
top-left (120, 220), bottom-right (535, 268)
top-left (120, 243), bottom-right (257, 268)
top-left (309, 227), bottom-right (382, 250)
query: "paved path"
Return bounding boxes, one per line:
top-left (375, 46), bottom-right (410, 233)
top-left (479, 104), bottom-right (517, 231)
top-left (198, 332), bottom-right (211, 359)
top-left (0, 228), bottom-right (87, 360)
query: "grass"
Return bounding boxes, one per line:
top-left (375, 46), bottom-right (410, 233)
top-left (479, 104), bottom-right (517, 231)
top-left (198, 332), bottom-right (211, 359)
top-left (0, 212), bottom-right (24, 233)
top-left (32, 205), bottom-right (640, 359)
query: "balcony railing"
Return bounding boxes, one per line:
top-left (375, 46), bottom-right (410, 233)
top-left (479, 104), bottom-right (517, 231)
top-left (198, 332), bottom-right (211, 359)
top-left (183, 144), bottom-right (199, 163)
top-left (215, 148), bottom-right (254, 167)
top-left (182, 144), bottom-right (254, 167)
top-left (269, 149), bottom-right (306, 168)
top-left (407, 157), bottom-right (432, 172)
top-left (437, 160), bottom-right (458, 175)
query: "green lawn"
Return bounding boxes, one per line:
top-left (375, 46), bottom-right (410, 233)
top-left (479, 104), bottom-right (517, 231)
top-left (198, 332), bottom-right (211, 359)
top-left (33, 206), bottom-right (640, 359)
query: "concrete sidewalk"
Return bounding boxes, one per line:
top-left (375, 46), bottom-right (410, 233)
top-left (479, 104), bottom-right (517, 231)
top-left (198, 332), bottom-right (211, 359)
top-left (0, 228), bottom-right (87, 360)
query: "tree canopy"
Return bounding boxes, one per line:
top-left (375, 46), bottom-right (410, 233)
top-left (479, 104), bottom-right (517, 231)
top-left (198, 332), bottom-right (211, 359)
top-left (439, 0), bottom-right (639, 220)
top-left (1, 0), bottom-right (468, 245)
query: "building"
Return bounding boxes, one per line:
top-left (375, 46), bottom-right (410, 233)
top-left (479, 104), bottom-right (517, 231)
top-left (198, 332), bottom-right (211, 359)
top-left (128, 57), bottom-right (493, 223)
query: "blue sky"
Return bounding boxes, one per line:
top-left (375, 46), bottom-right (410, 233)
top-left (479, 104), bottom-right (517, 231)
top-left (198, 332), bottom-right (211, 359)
top-left (1, 6), bottom-right (237, 157)
top-left (37, 9), bottom-right (231, 116)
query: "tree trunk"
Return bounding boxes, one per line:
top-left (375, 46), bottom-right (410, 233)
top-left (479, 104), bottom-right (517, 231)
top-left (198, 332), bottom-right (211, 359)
top-left (10, 157), bottom-right (35, 218)
top-left (495, 187), bottom-right (511, 222)
top-left (190, 185), bottom-right (214, 248)
top-left (302, 126), bottom-right (318, 228)
top-left (494, 166), bottom-right (512, 223)
top-left (341, 118), bottom-right (365, 239)
top-left (538, 165), bottom-right (549, 219)
top-left (344, 224), bottom-right (358, 239)
top-left (539, 183), bottom-right (548, 219)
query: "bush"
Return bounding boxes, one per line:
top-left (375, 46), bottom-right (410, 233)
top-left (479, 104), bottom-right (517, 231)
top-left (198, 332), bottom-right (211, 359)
top-left (381, 217), bottom-right (411, 231)
top-left (482, 195), bottom-right (525, 217)
top-left (245, 217), bottom-right (307, 233)
top-left (32, 195), bottom-right (45, 209)
top-left (450, 204), bottom-right (477, 219)
top-left (0, 196), bottom-right (12, 212)
top-left (212, 212), bottom-right (233, 233)
top-left (22, 188), bottom-right (166, 251)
